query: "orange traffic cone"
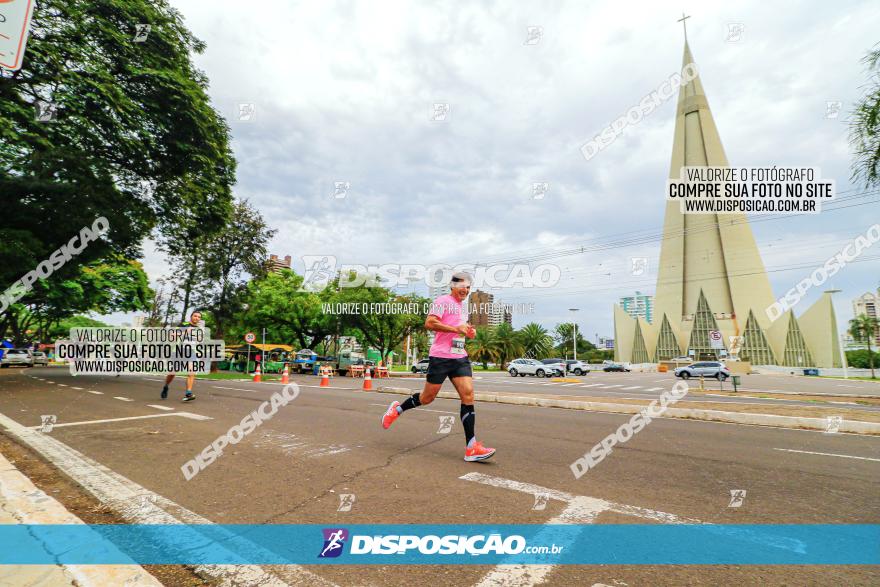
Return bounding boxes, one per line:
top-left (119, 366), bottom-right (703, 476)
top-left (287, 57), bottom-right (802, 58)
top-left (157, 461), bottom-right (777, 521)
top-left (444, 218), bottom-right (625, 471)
top-left (319, 367), bottom-right (330, 387)
top-left (281, 363), bottom-right (289, 384)
top-left (362, 367), bottom-right (372, 391)
top-left (253, 363), bottom-right (262, 383)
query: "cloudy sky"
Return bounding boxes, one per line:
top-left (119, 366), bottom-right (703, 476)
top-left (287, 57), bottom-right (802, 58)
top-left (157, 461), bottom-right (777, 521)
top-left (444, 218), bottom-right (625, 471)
top-left (125, 0), bottom-right (879, 340)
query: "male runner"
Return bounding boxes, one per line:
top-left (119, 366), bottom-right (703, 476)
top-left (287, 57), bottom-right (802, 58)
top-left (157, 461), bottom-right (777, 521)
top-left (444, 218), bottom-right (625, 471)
top-left (381, 272), bottom-right (495, 461)
top-left (160, 310), bottom-right (203, 402)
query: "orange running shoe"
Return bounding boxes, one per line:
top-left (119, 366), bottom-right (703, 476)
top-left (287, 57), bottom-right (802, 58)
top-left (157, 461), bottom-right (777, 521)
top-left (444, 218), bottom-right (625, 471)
top-left (381, 401), bottom-right (401, 429)
top-left (464, 441), bottom-right (496, 462)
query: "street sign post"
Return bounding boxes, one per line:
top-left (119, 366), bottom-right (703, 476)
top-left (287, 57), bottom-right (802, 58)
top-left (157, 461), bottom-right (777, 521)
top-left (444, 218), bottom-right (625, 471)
top-left (0, 0), bottom-right (36, 71)
top-left (244, 332), bottom-right (256, 373)
top-left (709, 330), bottom-right (724, 350)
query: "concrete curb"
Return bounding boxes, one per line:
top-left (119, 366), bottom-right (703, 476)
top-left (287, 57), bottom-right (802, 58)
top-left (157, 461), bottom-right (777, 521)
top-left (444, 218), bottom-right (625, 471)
top-left (0, 451), bottom-right (162, 586)
top-left (376, 386), bottom-right (880, 435)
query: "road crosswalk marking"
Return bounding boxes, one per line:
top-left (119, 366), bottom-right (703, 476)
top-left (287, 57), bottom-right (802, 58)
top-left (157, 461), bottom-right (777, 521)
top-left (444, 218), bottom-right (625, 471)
top-left (461, 472), bottom-right (701, 586)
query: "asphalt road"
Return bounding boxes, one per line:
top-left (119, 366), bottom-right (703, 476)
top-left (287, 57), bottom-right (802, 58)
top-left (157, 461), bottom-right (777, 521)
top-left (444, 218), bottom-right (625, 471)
top-left (1, 367), bottom-right (878, 586)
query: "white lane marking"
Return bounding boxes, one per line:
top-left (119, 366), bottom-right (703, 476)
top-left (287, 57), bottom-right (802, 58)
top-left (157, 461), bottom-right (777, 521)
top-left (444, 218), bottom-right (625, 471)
top-left (368, 403), bottom-right (455, 415)
top-left (71, 387), bottom-right (84, 390)
top-left (113, 396), bottom-right (134, 402)
top-left (147, 404), bottom-right (174, 411)
top-left (561, 383), bottom-right (581, 387)
top-left (622, 386), bottom-right (643, 390)
top-left (57, 384), bottom-right (68, 387)
top-left (603, 384), bottom-right (624, 388)
top-left (86, 390), bottom-right (103, 395)
top-left (212, 385), bottom-right (257, 392)
top-left (142, 378), bottom-right (166, 382)
top-left (654, 379), bottom-right (668, 383)
top-left (27, 413), bottom-right (212, 429)
top-left (463, 473), bottom-right (701, 587)
top-left (0, 411), bottom-right (335, 587)
top-left (773, 448), bottom-right (880, 462)
top-left (645, 387), bottom-right (664, 391)
top-left (583, 383), bottom-right (604, 388)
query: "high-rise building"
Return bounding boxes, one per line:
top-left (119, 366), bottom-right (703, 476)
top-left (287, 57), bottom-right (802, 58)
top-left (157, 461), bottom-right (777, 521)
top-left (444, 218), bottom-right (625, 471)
top-left (852, 289), bottom-right (880, 345)
top-left (619, 291), bottom-right (654, 324)
top-left (614, 38), bottom-right (840, 367)
top-left (266, 254), bottom-right (292, 273)
top-left (468, 290), bottom-right (494, 326)
top-left (488, 300), bottom-right (512, 327)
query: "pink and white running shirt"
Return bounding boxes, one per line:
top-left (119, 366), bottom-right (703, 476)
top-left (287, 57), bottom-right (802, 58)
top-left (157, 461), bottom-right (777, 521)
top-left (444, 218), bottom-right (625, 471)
top-left (428, 294), bottom-right (469, 359)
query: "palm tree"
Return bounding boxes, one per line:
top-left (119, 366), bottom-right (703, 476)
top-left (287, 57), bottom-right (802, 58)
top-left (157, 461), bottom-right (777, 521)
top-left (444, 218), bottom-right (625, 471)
top-left (518, 322), bottom-right (553, 358)
top-left (491, 323), bottom-right (524, 370)
top-left (467, 326), bottom-right (496, 369)
top-left (850, 45), bottom-right (880, 188)
top-left (850, 313), bottom-right (879, 378)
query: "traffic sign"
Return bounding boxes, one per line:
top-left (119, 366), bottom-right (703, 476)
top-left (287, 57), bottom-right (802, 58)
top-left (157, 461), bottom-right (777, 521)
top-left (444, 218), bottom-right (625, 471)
top-left (0, 0), bottom-right (36, 71)
top-left (709, 330), bottom-right (724, 350)
top-left (244, 332), bottom-right (256, 343)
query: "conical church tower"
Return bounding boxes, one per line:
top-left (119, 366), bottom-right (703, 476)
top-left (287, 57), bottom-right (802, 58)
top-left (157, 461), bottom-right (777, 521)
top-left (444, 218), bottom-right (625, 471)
top-left (614, 39), bottom-right (838, 367)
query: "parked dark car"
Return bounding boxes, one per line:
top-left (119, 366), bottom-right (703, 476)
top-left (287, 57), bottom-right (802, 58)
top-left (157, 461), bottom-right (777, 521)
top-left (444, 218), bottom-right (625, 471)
top-left (602, 362), bottom-right (631, 372)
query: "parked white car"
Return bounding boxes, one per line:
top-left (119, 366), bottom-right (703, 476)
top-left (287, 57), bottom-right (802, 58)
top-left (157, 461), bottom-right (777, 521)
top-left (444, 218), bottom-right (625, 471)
top-left (674, 361), bottom-right (731, 381)
top-left (1, 349), bottom-right (33, 368)
top-left (508, 358), bottom-right (557, 378)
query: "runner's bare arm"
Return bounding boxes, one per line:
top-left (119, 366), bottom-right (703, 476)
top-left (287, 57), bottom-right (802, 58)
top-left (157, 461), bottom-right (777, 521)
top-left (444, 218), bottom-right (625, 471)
top-left (425, 315), bottom-right (470, 335)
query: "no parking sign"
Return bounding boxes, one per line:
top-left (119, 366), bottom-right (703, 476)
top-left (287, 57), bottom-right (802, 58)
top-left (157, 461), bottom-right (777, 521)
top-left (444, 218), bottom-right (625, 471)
top-left (709, 330), bottom-right (724, 350)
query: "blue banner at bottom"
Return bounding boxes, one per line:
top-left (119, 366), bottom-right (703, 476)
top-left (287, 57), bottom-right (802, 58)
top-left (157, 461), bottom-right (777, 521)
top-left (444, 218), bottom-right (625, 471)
top-left (0, 524), bottom-right (876, 565)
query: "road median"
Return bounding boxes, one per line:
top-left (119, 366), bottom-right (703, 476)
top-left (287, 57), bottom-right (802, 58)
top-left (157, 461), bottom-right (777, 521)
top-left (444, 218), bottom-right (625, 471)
top-left (376, 386), bottom-right (880, 435)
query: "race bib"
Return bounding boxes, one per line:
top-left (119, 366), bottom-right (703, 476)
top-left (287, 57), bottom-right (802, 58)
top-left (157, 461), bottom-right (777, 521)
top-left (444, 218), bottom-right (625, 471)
top-left (450, 337), bottom-right (467, 355)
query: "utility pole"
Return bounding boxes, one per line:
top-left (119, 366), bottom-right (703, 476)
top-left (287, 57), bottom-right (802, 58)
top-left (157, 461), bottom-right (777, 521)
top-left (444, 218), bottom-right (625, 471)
top-left (569, 308), bottom-right (580, 363)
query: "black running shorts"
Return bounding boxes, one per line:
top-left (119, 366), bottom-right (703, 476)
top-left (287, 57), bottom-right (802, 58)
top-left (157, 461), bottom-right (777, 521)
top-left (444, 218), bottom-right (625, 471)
top-left (426, 356), bottom-right (473, 384)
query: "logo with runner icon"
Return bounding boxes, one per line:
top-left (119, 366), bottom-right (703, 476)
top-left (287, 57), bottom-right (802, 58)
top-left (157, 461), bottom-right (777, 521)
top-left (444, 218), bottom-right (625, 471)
top-left (318, 528), bottom-right (349, 558)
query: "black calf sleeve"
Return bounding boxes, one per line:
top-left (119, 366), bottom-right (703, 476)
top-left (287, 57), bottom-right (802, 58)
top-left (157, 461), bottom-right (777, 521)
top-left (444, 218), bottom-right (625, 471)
top-left (400, 393), bottom-right (422, 412)
top-left (460, 403), bottom-right (475, 445)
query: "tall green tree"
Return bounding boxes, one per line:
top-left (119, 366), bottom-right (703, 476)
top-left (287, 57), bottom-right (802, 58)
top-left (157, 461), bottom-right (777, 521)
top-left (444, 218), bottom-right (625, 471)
top-left (518, 322), bottom-right (553, 359)
top-left (553, 323), bottom-right (594, 359)
top-left (200, 199), bottom-right (276, 338)
top-left (850, 43), bottom-right (880, 187)
top-left (491, 323), bottom-right (523, 370)
top-left (1, 0), bottom-right (235, 329)
top-left (850, 313), bottom-right (879, 378)
top-left (335, 285), bottom-right (428, 365)
top-left (467, 326), bottom-right (496, 369)
top-left (235, 271), bottom-right (335, 349)
top-left (1, 256), bottom-right (151, 344)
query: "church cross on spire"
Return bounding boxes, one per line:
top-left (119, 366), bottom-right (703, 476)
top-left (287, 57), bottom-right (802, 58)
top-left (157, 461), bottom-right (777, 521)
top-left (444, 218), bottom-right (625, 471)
top-left (677, 12), bottom-right (691, 42)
